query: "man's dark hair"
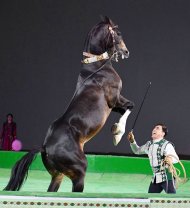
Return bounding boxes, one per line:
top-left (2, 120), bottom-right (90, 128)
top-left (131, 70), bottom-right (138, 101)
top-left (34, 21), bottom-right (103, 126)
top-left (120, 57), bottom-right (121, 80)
top-left (155, 123), bottom-right (168, 137)
top-left (6, 113), bottom-right (13, 118)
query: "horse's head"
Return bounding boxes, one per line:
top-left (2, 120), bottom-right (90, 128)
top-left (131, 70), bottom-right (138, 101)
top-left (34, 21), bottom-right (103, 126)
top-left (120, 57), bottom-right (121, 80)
top-left (83, 16), bottom-right (129, 63)
top-left (101, 16), bottom-right (129, 61)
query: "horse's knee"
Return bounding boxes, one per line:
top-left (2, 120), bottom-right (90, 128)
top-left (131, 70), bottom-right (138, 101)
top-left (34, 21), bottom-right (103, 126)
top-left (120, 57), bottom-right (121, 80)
top-left (127, 100), bottom-right (135, 110)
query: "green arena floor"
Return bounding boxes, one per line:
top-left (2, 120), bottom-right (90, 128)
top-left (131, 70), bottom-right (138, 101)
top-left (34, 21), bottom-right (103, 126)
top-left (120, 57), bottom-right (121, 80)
top-left (0, 169), bottom-right (189, 194)
top-left (0, 151), bottom-right (190, 208)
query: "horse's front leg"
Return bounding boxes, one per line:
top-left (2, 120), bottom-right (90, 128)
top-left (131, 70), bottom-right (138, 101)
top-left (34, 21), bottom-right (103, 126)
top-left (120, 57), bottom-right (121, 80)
top-left (111, 95), bottom-right (134, 146)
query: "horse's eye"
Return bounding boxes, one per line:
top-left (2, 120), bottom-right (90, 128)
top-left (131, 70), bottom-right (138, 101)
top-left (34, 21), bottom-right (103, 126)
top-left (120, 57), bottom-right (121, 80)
top-left (114, 36), bottom-right (121, 44)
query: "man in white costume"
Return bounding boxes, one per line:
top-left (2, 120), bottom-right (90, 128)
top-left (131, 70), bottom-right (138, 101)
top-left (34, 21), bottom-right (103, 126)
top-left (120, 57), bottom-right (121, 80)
top-left (128, 123), bottom-right (179, 193)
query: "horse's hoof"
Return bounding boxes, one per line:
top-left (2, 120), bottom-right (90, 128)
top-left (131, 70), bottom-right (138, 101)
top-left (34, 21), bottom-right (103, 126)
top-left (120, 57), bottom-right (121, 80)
top-left (112, 123), bottom-right (125, 146)
top-left (113, 134), bottom-right (122, 146)
top-left (111, 123), bottom-right (121, 135)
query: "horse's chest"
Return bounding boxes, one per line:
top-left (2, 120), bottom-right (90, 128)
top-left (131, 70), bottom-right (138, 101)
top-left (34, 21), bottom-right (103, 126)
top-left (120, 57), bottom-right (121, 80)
top-left (103, 75), bottom-right (122, 95)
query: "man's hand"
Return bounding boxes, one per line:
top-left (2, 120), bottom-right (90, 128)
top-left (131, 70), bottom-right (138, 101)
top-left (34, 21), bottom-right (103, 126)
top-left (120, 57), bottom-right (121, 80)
top-left (127, 131), bottom-right (135, 143)
top-left (164, 156), bottom-right (173, 165)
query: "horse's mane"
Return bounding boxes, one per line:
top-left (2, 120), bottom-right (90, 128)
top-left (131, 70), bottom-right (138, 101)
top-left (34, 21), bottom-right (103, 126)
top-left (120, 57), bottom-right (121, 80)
top-left (83, 16), bottom-right (115, 54)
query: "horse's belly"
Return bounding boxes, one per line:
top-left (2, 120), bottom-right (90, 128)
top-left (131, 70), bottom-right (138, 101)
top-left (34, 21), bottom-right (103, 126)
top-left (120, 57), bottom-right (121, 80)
top-left (82, 107), bottom-right (111, 140)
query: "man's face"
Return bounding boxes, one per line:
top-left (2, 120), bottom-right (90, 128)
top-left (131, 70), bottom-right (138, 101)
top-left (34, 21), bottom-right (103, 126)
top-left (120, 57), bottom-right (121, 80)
top-left (151, 125), bottom-right (165, 140)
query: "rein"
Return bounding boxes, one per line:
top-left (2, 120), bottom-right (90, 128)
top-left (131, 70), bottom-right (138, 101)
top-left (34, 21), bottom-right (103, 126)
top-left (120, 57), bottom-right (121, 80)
top-left (64, 25), bottom-right (120, 113)
top-left (63, 53), bottom-right (114, 113)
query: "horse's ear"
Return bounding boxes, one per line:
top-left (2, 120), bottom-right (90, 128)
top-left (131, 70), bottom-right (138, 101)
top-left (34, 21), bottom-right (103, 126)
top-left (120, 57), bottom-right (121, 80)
top-left (100, 15), bottom-right (114, 25)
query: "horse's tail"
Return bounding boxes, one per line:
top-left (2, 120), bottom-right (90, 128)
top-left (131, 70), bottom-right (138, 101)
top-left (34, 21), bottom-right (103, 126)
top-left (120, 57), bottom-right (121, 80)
top-left (4, 149), bottom-right (40, 191)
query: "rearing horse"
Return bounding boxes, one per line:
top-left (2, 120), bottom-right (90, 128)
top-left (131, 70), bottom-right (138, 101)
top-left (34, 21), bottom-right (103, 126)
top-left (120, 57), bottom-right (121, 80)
top-left (4, 16), bottom-right (134, 192)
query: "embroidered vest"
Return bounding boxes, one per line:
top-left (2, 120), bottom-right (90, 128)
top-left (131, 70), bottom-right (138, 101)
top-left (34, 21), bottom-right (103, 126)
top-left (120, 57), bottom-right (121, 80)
top-left (147, 139), bottom-right (173, 183)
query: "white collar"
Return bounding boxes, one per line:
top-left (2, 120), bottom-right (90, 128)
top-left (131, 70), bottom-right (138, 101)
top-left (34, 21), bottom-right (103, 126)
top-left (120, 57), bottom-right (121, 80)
top-left (152, 138), bottom-right (164, 143)
top-left (82, 52), bottom-right (109, 64)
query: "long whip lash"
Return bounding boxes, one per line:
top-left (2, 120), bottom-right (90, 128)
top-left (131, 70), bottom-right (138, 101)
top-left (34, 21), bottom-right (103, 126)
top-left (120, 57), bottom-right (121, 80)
top-left (131, 82), bottom-right (152, 132)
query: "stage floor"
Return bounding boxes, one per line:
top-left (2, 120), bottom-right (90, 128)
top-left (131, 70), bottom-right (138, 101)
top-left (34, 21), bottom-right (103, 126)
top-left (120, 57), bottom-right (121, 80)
top-left (0, 168), bottom-right (189, 194)
top-left (0, 168), bottom-right (190, 208)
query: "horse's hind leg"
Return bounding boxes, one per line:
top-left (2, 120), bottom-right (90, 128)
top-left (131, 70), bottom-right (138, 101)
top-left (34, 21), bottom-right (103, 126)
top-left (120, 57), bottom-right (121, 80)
top-left (47, 172), bottom-right (64, 192)
top-left (69, 156), bottom-right (87, 192)
top-left (71, 173), bottom-right (85, 192)
top-left (41, 151), bottom-right (64, 192)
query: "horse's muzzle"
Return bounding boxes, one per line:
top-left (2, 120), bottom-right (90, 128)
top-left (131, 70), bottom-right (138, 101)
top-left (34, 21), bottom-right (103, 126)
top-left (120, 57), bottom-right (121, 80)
top-left (123, 50), bottom-right (129, 59)
top-left (119, 40), bottom-right (129, 59)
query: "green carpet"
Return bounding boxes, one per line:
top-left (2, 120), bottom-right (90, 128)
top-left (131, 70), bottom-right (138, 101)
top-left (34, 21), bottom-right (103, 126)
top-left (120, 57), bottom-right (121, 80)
top-left (0, 152), bottom-right (190, 207)
top-left (0, 168), bottom-right (189, 195)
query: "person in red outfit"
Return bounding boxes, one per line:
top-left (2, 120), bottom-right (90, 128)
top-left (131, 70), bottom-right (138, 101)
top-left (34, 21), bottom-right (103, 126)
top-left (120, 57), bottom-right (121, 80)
top-left (0, 113), bottom-right (17, 151)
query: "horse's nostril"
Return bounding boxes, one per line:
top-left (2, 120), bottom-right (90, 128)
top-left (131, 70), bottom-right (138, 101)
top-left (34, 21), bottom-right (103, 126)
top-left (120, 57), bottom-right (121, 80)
top-left (126, 50), bottom-right (129, 57)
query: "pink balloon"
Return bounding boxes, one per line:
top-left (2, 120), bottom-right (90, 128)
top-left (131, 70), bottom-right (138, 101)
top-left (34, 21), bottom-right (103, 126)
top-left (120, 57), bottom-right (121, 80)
top-left (12, 139), bottom-right (22, 151)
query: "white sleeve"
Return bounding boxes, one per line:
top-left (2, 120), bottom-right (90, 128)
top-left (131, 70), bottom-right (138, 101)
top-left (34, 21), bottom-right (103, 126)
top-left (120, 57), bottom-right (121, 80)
top-left (130, 141), bottom-right (149, 155)
top-left (164, 143), bottom-right (179, 164)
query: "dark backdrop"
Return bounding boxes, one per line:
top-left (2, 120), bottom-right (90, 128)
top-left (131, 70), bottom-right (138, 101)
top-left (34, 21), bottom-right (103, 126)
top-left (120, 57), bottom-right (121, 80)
top-left (0, 0), bottom-right (190, 156)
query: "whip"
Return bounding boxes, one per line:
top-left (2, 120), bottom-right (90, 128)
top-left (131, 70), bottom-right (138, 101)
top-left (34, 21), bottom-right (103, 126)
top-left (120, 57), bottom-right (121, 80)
top-left (131, 82), bottom-right (152, 132)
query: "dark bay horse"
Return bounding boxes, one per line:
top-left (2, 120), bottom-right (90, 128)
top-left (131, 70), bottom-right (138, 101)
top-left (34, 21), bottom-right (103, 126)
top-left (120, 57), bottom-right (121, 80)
top-left (4, 16), bottom-right (134, 192)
